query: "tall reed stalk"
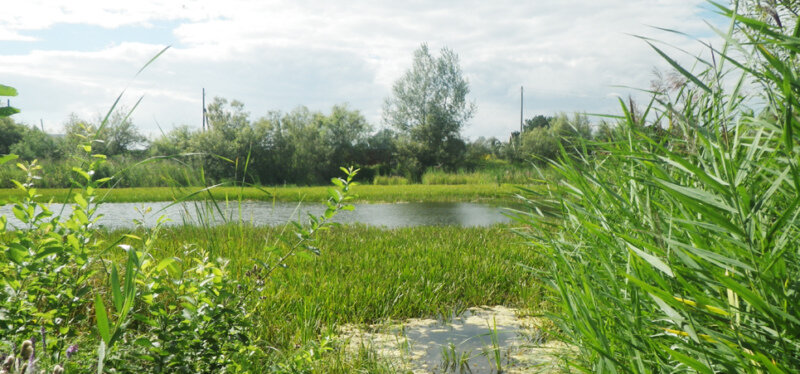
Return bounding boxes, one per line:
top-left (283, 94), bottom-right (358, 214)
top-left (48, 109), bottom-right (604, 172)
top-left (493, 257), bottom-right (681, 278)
top-left (515, 2), bottom-right (800, 372)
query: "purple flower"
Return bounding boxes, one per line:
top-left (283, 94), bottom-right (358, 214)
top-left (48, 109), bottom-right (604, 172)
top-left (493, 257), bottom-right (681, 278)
top-left (66, 345), bottom-right (78, 360)
top-left (40, 326), bottom-right (47, 352)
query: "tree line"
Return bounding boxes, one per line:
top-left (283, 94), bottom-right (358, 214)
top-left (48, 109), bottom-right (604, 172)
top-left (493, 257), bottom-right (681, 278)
top-left (1, 44), bottom-right (613, 187)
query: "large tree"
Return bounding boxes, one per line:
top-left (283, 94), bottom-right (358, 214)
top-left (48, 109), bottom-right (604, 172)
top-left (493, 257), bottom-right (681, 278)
top-left (383, 43), bottom-right (475, 177)
top-left (61, 109), bottom-right (146, 156)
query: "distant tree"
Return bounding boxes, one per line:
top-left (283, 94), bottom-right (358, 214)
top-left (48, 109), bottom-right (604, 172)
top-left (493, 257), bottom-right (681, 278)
top-left (61, 114), bottom-right (91, 155)
top-left (10, 128), bottom-right (59, 160)
top-left (520, 126), bottom-right (559, 162)
top-left (383, 43), bottom-right (475, 178)
top-left (319, 104), bottom-right (372, 172)
top-left (100, 110), bottom-right (147, 155)
top-left (518, 113), bottom-right (592, 162)
top-left (523, 115), bottom-right (551, 132)
top-left (365, 128), bottom-right (396, 167)
top-left (62, 110), bottom-right (146, 156)
top-left (252, 111), bottom-right (291, 184)
top-left (206, 97), bottom-right (249, 138)
top-left (0, 117), bottom-right (28, 155)
top-left (466, 136), bottom-right (503, 165)
top-left (149, 125), bottom-right (194, 156)
top-left (282, 107), bottom-right (327, 185)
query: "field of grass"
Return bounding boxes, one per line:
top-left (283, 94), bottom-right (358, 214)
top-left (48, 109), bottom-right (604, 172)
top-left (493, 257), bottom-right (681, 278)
top-left (100, 223), bottom-right (547, 368)
top-left (0, 183), bottom-right (529, 204)
top-left (420, 165), bottom-right (553, 185)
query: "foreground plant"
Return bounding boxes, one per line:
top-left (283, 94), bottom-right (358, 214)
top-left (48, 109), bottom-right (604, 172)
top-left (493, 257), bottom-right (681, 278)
top-left (1, 57), bottom-right (363, 371)
top-left (515, 1), bottom-right (800, 372)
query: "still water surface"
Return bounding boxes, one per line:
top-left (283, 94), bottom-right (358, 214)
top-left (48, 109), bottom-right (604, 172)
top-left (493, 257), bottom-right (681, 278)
top-left (1, 201), bottom-right (511, 230)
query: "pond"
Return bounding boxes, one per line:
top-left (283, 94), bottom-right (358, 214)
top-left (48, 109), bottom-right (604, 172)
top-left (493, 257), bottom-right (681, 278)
top-left (0, 201), bottom-right (512, 230)
top-left (340, 305), bottom-right (567, 373)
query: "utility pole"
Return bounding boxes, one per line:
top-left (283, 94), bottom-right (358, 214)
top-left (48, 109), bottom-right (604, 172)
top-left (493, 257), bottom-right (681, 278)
top-left (40, 119), bottom-right (44, 132)
top-left (202, 88), bottom-right (206, 131)
top-left (520, 86), bottom-right (524, 133)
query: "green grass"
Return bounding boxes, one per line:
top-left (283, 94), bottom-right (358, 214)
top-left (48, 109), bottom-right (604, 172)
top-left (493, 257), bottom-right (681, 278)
top-left (419, 161), bottom-right (559, 185)
top-left (372, 175), bottom-right (410, 185)
top-left (101, 223), bottom-right (547, 351)
top-left (0, 183), bottom-right (529, 204)
top-left (421, 167), bottom-right (541, 185)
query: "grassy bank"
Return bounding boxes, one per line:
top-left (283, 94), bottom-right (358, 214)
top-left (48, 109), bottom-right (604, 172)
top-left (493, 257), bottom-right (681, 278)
top-left (0, 183), bottom-right (528, 204)
top-left (102, 223), bottom-right (547, 369)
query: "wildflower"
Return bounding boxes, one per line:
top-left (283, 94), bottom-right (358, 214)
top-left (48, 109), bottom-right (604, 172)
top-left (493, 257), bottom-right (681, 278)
top-left (40, 327), bottom-right (46, 352)
top-left (20, 340), bottom-right (33, 361)
top-left (52, 364), bottom-right (64, 374)
top-left (25, 356), bottom-right (37, 374)
top-left (65, 345), bottom-right (78, 360)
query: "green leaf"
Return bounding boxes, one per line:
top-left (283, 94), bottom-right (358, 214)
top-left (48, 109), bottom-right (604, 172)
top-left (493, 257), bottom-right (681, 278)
top-left (7, 243), bottom-right (27, 264)
top-left (156, 257), bottom-right (176, 273)
top-left (666, 348), bottom-right (713, 374)
top-left (12, 206), bottom-right (27, 223)
top-left (627, 244), bottom-right (674, 277)
top-left (0, 154), bottom-right (18, 166)
top-left (646, 42), bottom-right (712, 93)
top-left (0, 84), bottom-right (18, 96)
top-left (74, 193), bottom-right (89, 210)
top-left (654, 178), bottom-right (736, 213)
top-left (33, 247), bottom-right (62, 260)
top-left (718, 274), bottom-right (800, 325)
top-left (111, 265), bottom-right (123, 312)
top-left (95, 295), bottom-right (111, 344)
top-left (72, 167), bottom-right (91, 182)
top-left (135, 45), bottom-right (170, 77)
top-left (0, 107), bottom-right (20, 117)
top-left (327, 188), bottom-right (342, 202)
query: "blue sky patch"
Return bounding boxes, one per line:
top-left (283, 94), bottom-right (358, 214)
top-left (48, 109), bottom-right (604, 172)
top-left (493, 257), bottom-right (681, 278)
top-left (6, 20), bottom-right (182, 55)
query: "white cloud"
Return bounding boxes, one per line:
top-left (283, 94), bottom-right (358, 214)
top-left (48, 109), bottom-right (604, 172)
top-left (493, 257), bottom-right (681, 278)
top-left (2, 0), bottom-right (725, 138)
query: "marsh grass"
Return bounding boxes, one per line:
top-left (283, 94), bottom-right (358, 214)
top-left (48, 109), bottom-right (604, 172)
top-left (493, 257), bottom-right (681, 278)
top-left (0, 183), bottom-right (527, 204)
top-left (372, 175), bottom-right (410, 185)
top-left (421, 165), bottom-right (550, 185)
top-left (0, 157), bottom-right (203, 189)
top-left (515, 2), bottom-right (800, 372)
top-left (100, 224), bottom-right (546, 351)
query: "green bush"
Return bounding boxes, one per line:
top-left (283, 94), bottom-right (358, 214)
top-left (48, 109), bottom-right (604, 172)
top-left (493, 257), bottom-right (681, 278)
top-left (516, 3), bottom-right (800, 372)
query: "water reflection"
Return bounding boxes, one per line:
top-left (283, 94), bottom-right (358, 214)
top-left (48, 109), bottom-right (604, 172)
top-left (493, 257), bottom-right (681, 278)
top-left (0, 201), bottom-right (511, 230)
top-left (341, 306), bottom-right (563, 373)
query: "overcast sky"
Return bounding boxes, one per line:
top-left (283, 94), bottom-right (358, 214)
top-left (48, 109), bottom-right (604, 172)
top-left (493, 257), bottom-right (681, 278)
top-left (2, 1), bottom-right (727, 140)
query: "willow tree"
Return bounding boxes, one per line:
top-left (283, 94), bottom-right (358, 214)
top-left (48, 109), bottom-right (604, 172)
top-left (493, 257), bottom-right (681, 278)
top-left (383, 43), bottom-right (475, 178)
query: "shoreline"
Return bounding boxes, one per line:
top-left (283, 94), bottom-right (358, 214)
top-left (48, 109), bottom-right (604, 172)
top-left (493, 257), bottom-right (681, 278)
top-left (0, 183), bottom-right (537, 204)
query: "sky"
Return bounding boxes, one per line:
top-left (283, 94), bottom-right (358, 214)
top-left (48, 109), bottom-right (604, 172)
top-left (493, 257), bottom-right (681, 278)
top-left (1, 1), bottom-right (729, 140)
